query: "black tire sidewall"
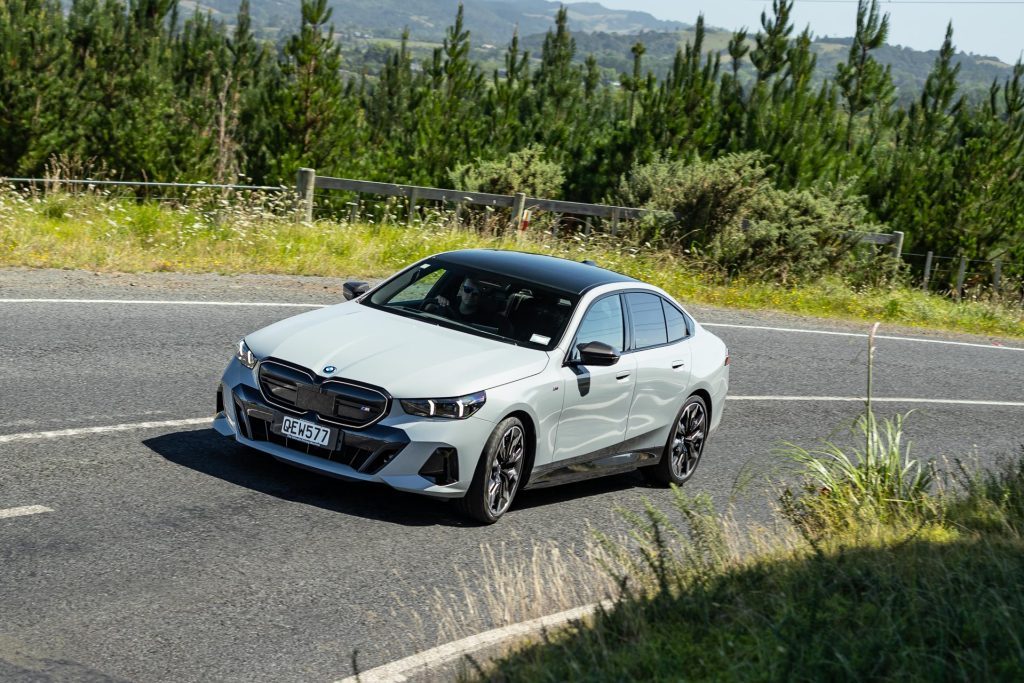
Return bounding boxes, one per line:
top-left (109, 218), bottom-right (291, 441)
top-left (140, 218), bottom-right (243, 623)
top-left (652, 395), bottom-right (708, 486)
top-left (458, 416), bottom-right (526, 524)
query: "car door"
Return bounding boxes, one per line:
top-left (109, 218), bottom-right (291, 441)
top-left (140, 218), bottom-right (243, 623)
top-left (624, 292), bottom-right (693, 443)
top-left (552, 294), bottom-right (637, 463)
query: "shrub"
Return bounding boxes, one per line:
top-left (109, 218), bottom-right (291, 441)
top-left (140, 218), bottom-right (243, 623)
top-left (449, 144), bottom-right (565, 199)
top-left (615, 153), bottom-right (894, 284)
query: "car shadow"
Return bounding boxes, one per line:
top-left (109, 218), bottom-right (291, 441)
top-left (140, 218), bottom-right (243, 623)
top-left (144, 429), bottom-right (470, 527)
top-left (144, 429), bottom-right (661, 526)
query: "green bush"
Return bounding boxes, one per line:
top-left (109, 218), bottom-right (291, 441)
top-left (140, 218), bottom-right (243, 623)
top-left (615, 153), bottom-right (896, 284)
top-left (449, 144), bottom-right (565, 199)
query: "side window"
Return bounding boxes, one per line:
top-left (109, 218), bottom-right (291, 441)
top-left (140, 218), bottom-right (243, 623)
top-left (662, 299), bottom-right (689, 342)
top-left (572, 295), bottom-right (624, 358)
top-left (626, 293), bottom-right (667, 349)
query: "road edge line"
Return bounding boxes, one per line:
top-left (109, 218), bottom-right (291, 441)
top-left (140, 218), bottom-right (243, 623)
top-left (0, 417), bottom-right (210, 443)
top-left (0, 505), bottom-right (53, 519)
top-left (335, 599), bottom-right (614, 683)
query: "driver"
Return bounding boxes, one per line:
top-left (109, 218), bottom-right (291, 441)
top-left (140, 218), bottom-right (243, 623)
top-left (436, 277), bottom-right (506, 330)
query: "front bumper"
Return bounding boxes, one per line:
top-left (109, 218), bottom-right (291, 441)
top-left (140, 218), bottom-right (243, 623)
top-left (214, 359), bottom-right (496, 498)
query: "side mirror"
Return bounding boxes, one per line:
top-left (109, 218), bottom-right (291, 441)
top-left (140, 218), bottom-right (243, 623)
top-left (575, 341), bottom-right (620, 366)
top-left (342, 281), bottom-right (370, 301)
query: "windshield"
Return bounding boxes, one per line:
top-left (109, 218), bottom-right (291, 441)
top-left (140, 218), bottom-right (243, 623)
top-left (364, 259), bottom-right (578, 351)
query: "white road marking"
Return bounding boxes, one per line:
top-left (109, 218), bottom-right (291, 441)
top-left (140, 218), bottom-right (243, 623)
top-left (335, 600), bottom-right (613, 683)
top-left (728, 396), bottom-right (1024, 407)
top-left (0, 417), bottom-right (209, 444)
top-left (0, 505), bottom-right (53, 519)
top-left (0, 298), bottom-right (323, 308)
top-left (703, 322), bottom-right (1024, 351)
top-left (2, 298), bottom-right (1020, 351)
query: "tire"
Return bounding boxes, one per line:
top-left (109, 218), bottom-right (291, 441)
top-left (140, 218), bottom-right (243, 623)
top-left (456, 416), bottom-right (527, 524)
top-left (645, 395), bottom-right (708, 486)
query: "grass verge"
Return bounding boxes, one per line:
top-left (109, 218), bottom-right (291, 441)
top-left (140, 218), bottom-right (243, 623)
top-left (1, 189), bottom-right (1022, 338)
top-left (470, 417), bottom-right (1024, 681)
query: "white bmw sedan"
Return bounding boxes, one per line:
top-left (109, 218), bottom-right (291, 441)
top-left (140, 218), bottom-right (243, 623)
top-left (214, 249), bottom-right (729, 523)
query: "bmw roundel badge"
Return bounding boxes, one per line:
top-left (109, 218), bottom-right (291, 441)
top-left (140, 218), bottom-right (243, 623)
top-left (323, 365), bottom-right (336, 375)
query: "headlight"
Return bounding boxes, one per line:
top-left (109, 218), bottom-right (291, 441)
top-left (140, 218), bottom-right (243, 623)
top-left (400, 391), bottom-right (486, 419)
top-left (236, 339), bottom-right (258, 369)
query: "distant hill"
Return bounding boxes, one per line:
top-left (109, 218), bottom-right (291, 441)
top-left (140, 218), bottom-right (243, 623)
top-left (190, 0), bottom-right (688, 42)
top-left (189, 0), bottom-right (1016, 99)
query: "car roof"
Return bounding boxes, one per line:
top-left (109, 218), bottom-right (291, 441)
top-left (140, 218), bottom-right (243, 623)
top-left (434, 249), bottom-right (636, 295)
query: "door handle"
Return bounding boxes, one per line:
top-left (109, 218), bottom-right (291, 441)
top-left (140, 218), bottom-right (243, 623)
top-left (671, 360), bottom-right (686, 369)
top-left (615, 372), bottom-right (631, 380)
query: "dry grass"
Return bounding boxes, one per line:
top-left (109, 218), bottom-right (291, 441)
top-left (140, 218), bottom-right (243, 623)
top-left (2, 186), bottom-right (1022, 338)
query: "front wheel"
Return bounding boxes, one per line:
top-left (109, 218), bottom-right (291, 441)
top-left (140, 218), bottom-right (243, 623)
top-left (646, 395), bottom-right (708, 486)
top-left (457, 417), bottom-right (526, 524)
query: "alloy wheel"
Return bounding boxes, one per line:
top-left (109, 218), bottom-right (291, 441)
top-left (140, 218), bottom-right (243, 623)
top-left (670, 401), bottom-right (706, 481)
top-left (487, 424), bottom-right (525, 516)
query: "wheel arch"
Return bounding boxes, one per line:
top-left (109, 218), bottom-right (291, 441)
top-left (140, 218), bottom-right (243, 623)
top-left (689, 387), bottom-right (713, 428)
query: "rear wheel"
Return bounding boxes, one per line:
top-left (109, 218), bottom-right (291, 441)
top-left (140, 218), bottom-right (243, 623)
top-left (646, 395), bottom-right (708, 486)
top-left (457, 417), bottom-right (526, 524)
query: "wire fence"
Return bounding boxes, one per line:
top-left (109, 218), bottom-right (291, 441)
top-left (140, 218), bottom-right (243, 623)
top-left (901, 251), bottom-right (1024, 306)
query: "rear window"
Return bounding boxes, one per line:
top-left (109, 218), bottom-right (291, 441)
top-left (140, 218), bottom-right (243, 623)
top-left (663, 299), bottom-right (689, 342)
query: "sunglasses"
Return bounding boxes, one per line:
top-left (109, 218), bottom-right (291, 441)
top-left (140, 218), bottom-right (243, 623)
top-left (462, 285), bottom-right (480, 295)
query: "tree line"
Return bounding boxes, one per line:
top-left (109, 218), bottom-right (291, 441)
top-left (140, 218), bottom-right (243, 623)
top-left (1, 0), bottom-right (1023, 270)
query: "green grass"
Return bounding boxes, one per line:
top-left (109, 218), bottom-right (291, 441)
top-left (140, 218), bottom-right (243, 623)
top-left (2, 189), bottom-right (1022, 338)
top-left (473, 430), bottom-right (1024, 682)
top-left (483, 529), bottom-right (1024, 681)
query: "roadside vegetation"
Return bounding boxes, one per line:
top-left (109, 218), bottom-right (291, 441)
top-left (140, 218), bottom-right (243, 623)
top-left (3, 0), bottom-right (1024, 276)
top-left (427, 338), bottom-right (1024, 679)
top-left (2, 187), bottom-right (1021, 339)
top-left (462, 409), bottom-right (1024, 681)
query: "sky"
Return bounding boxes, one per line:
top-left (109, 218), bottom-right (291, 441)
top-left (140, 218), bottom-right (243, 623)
top-left (567, 0), bottom-right (1024, 64)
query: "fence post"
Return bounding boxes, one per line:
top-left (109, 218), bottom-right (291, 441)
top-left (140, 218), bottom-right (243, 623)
top-left (347, 201), bottom-right (359, 224)
top-left (406, 188), bottom-right (419, 227)
top-left (610, 207), bottom-right (620, 236)
top-left (922, 251), bottom-right (933, 291)
top-left (891, 231), bottom-right (905, 260)
top-left (511, 192), bottom-right (526, 231)
top-left (993, 259), bottom-right (1002, 293)
top-left (296, 167), bottom-right (315, 222)
top-left (955, 255), bottom-right (967, 301)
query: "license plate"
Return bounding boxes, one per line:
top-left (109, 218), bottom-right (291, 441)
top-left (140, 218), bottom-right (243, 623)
top-left (280, 416), bottom-right (334, 448)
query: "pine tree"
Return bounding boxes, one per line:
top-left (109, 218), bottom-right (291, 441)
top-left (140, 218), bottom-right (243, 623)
top-left (835, 0), bottom-right (895, 152)
top-left (272, 0), bottom-right (355, 179)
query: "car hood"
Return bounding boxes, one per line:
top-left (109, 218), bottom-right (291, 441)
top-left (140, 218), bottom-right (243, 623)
top-left (245, 302), bottom-right (549, 397)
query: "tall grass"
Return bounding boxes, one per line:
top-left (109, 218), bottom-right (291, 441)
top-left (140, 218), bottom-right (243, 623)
top-left (466, 445), bottom-right (1024, 682)
top-left (455, 332), bottom-right (1023, 680)
top-left (2, 187), bottom-right (1022, 338)
top-left (778, 412), bottom-right (937, 531)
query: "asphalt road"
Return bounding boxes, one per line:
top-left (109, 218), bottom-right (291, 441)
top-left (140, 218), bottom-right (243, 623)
top-left (1, 269), bottom-right (1022, 682)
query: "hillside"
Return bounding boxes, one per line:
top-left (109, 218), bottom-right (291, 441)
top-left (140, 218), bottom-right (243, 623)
top-left (191, 0), bottom-right (687, 42)
top-left (194, 0), bottom-right (1015, 100)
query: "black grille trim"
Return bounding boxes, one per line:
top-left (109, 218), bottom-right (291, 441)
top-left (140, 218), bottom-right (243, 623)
top-left (257, 358), bottom-right (392, 429)
top-left (231, 388), bottom-right (408, 474)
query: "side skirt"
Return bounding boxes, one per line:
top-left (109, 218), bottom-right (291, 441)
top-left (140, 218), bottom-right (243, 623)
top-left (525, 430), bottom-right (664, 490)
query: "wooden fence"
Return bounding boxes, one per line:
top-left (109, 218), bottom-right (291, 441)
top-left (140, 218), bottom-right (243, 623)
top-left (1, 171), bottom-right (904, 258)
top-left (297, 168), bottom-right (906, 258)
